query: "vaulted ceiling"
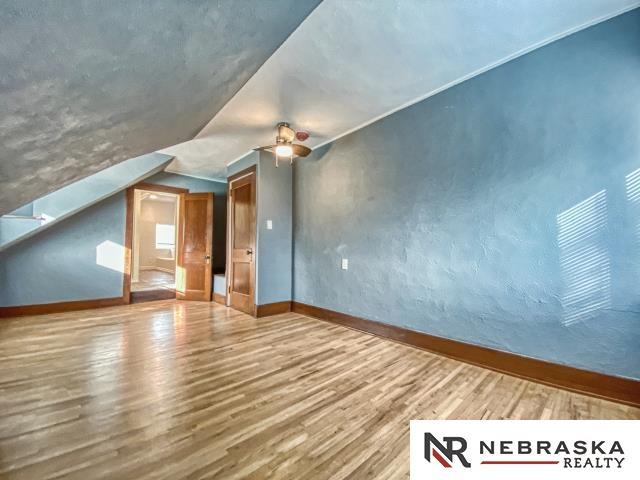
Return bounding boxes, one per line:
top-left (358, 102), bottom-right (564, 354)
top-left (0, 0), bottom-right (321, 214)
top-left (1, 0), bottom-right (638, 214)
top-left (162, 0), bottom-right (639, 179)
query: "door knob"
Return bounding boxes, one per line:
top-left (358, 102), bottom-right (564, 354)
top-left (246, 248), bottom-right (253, 255)
top-left (204, 255), bottom-right (211, 264)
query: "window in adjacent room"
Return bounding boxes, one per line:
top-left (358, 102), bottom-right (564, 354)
top-left (156, 223), bottom-right (175, 250)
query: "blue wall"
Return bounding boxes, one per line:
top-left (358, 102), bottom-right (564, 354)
top-left (293, 10), bottom-right (640, 379)
top-left (227, 151), bottom-right (293, 305)
top-left (0, 193), bottom-right (127, 305)
top-left (256, 153), bottom-right (292, 305)
top-left (0, 172), bottom-right (227, 306)
top-left (10, 204), bottom-right (33, 216)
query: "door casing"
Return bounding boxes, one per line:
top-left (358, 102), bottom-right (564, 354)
top-left (123, 182), bottom-right (189, 304)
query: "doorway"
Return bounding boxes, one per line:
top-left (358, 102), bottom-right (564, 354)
top-left (227, 166), bottom-right (256, 315)
top-left (130, 188), bottom-right (179, 301)
top-left (123, 182), bottom-right (215, 304)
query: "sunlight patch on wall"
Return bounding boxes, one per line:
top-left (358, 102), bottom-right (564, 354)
top-left (96, 240), bottom-right (126, 273)
top-left (626, 166), bottom-right (640, 238)
top-left (557, 190), bottom-right (611, 326)
top-left (626, 168), bottom-right (640, 282)
top-left (626, 168), bottom-right (640, 204)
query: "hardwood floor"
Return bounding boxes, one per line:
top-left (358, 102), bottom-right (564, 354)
top-left (131, 269), bottom-right (176, 292)
top-left (0, 301), bottom-right (637, 479)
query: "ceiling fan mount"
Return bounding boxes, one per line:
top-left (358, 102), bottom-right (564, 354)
top-left (255, 122), bottom-right (311, 166)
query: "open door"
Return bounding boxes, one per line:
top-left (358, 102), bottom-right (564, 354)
top-left (227, 168), bottom-right (256, 315)
top-left (176, 192), bottom-right (214, 301)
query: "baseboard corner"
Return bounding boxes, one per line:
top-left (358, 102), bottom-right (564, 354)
top-left (256, 301), bottom-right (292, 318)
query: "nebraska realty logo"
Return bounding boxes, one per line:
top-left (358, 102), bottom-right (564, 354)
top-left (410, 420), bottom-right (638, 479)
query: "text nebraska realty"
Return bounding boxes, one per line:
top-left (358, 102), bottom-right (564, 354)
top-left (480, 438), bottom-right (625, 468)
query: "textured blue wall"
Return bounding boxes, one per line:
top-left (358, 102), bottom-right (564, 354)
top-left (0, 193), bottom-right (127, 305)
top-left (10, 204), bottom-right (33, 216)
top-left (256, 153), bottom-right (292, 305)
top-left (0, 172), bottom-right (227, 306)
top-left (227, 151), bottom-right (293, 305)
top-left (293, 10), bottom-right (640, 379)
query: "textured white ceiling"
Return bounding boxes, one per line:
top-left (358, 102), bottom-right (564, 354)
top-left (161, 0), bottom-right (639, 181)
top-left (0, 0), bottom-right (320, 214)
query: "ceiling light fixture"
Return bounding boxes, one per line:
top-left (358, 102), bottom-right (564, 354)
top-left (255, 122), bottom-right (311, 167)
top-left (274, 144), bottom-right (293, 158)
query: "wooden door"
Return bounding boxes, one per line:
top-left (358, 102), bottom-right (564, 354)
top-left (228, 169), bottom-right (256, 315)
top-left (176, 193), bottom-right (214, 301)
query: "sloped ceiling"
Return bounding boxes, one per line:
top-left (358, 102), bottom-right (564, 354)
top-left (2, 0), bottom-right (638, 214)
top-left (0, 0), bottom-right (321, 215)
top-left (162, 0), bottom-right (639, 180)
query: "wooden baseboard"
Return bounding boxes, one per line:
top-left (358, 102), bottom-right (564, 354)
top-left (130, 289), bottom-right (176, 304)
top-left (256, 301), bottom-right (292, 318)
top-left (0, 297), bottom-right (126, 318)
top-left (213, 293), bottom-right (226, 305)
top-left (291, 302), bottom-right (640, 407)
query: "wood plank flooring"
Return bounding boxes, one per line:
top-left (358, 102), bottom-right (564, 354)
top-left (0, 300), bottom-right (638, 479)
top-left (131, 269), bottom-right (176, 292)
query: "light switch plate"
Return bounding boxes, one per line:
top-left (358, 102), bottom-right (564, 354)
top-left (266, 220), bottom-right (273, 230)
top-left (341, 258), bottom-right (348, 270)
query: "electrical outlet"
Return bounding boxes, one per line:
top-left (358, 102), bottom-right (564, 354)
top-left (341, 258), bottom-right (349, 270)
top-left (266, 220), bottom-right (273, 230)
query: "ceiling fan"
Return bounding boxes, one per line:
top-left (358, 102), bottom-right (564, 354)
top-left (255, 122), bottom-right (311, 167)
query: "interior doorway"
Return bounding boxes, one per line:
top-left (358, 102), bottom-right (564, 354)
top-left (227, 166), bottom-right (256, 315)
top-left (130, 188), bottom-right (179, 301)
top-left (123, 182), bottom-right (216, 304)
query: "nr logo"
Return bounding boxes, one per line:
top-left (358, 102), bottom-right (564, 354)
top-left (424, 433), bottom-right (471, 468)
